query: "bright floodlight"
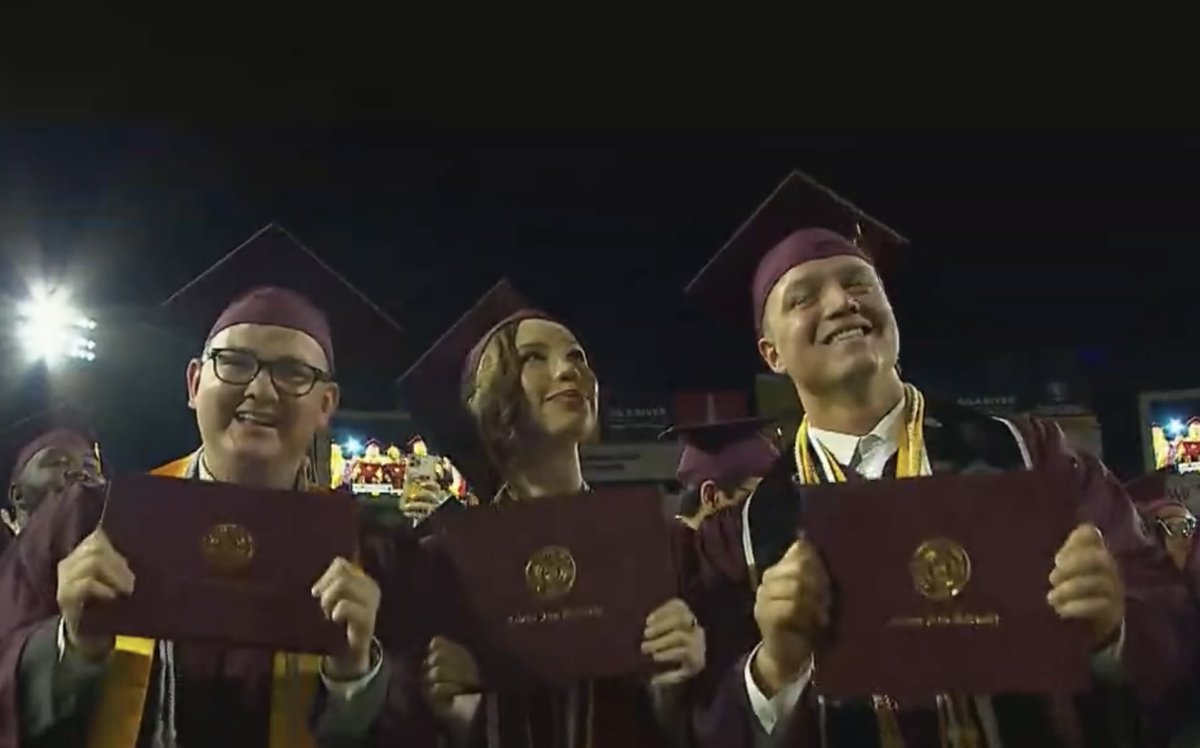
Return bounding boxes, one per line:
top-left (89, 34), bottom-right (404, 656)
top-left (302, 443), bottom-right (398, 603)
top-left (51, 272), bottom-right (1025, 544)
top-left (15, 289), bottom-right (98, 366)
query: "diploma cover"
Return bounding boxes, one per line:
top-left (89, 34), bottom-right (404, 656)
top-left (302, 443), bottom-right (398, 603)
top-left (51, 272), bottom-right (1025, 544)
top-left (802, 467), bottom-right (1090, 700)
top-left (79, 472), bottom-right (357, 655)
top-left (432, 486), bottom-right (676, 687)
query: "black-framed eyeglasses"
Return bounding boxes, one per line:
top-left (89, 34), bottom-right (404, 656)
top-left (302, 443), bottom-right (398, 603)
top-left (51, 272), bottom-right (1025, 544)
top-left (206, 348), bottom-right (331, 397)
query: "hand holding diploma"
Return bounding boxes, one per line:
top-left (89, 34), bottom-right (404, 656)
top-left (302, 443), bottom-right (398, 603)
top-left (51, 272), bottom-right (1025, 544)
top-left (57, 529), bottom-right (133, 661)
top-left (422, 636), bottom-right (482, 721)
top-left (312, 557), bottom-right (381, 678)
top-left (642, 597), bottom-right (706, 688)
top-left (751, 540), bottom-right (830, 696)
top-left (1047, 524), bottom-right (1125, 648)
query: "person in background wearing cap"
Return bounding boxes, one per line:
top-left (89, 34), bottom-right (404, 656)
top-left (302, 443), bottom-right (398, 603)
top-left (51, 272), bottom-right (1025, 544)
top-left (662, 418), bottom-right (779, 530)
top-left (0, 287), bottom-right (430, 747)
top-left (684, 171), bottom-right (1196, 747)
top-left (1127, 471), bottom-right (1199, 579)
top-left (400, 280), bottom-right (707, 748)
top-left (0, 417), bottom-right (103, 554)
top-left (1125, 472), bottom-right (1200, 748)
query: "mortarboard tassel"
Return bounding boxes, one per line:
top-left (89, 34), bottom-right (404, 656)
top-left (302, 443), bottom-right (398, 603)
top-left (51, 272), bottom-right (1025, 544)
top-left (872, 694), bottom-right (906, 748)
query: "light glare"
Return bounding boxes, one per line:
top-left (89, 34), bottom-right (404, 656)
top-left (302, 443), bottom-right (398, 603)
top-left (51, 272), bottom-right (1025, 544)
top-left (15, 288), bottom-right (98, 367)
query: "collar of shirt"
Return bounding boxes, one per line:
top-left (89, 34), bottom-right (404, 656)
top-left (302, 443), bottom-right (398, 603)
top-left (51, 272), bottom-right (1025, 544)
top-left (196, 452), bottom-right (214, 482)
top-left (192, 450), bottom-right (306, 489)
top-left (807, 396), bottom-right (906, 467)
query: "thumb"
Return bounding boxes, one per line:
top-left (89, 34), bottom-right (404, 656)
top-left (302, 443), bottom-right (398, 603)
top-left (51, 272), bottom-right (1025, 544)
top-left (781, 540), bottom-right (804, 561)
top-left (1068, 523), bottom-right (1105, 548)
top-left (91, 528), bottom-right (115, 549)
top-left (786, 537), bottom-right (818, 560)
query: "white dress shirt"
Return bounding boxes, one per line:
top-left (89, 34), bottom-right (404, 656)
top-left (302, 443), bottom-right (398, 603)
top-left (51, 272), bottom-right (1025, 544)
top-left (743, 399), bottom-right (1124, 746)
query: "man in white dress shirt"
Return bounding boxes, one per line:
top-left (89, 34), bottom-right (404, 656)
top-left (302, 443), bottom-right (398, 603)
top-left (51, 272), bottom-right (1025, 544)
top-left (683, 171), bottom-right (1196, 747)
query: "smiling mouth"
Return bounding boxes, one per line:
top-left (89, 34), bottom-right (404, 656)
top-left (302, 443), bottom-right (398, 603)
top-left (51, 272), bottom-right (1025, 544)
top-left (235, 412), bottom-right (279, 428)
top-left (548, 391), bottom-right (588, 406)
top-left (822, 325), bottom-right (873, 344)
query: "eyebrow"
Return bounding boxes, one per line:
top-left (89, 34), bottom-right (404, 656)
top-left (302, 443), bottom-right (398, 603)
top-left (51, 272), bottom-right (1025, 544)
top-left (517, 340), bottom-right (586, 357)
top-left (780, 276), bottom-right (820, 297)
top-left (218, 347), bottom-right (314, 365)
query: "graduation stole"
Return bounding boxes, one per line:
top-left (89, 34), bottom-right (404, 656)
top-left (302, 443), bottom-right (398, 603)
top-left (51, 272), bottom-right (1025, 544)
top-left (793, 383), bottom-right (982, 748)
top-left (85, 453), bottom-right (324, 748)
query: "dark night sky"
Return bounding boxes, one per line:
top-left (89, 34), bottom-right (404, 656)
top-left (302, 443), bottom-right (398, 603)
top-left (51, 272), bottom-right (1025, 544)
top-left (2, 127), bottom-right (1198, 474)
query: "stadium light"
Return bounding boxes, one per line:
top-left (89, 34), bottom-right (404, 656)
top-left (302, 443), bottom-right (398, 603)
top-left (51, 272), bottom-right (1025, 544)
top-left (15, 288), bottom-right (98, 366)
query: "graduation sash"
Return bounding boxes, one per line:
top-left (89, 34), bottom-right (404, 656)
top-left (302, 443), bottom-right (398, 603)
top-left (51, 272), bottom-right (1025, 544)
top-left (85, 454), bottom-right (324, 748)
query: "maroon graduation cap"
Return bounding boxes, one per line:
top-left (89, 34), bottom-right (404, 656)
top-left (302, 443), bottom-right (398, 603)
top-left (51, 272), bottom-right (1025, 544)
top-left (395, 279), bottom-right (553, 501)
top-left (660, 417), bottom-right (779, 487)
top-left (1124, 469), bottom-right (1173, 511)
top-left (163, 224), bottom-right (404, 375)
top-left (1, 405), bottom-right (100, 494)
top-left (684, 170), bottom-right (909, 332)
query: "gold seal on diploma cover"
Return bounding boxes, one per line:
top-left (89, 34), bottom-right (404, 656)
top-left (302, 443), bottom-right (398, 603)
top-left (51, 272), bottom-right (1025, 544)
top-left (525, 546), bottom-right (577, 601)
top-left (201, 523), bottom-right (256, 573)
top-left (911, 538), bottom-right (971, 601)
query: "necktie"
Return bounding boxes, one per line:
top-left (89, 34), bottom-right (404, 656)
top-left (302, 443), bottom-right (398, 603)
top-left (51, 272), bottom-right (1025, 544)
top-left (849, 435), bottom-right (878, 475)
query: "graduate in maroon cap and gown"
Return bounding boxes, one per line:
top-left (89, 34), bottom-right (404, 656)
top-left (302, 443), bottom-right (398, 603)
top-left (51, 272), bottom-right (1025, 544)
top-left (0, 410), bottom-right (102, 555)
top-left (1126, 471), bottom-right (1199, 584)
top-left (398, 279), bottom-right (708, 748)
top-left (1124, 472), bottom-right (1200, 746)
top-left (662, 418), bottom-right (780, 530)
top-left (682, 171), bottom-right (1197, 747)
top-left (0, 287), bottom-right (433, 747)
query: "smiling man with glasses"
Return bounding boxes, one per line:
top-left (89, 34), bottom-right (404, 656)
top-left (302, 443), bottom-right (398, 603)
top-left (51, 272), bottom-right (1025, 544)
top-left (0, 286), bottom-right (432, 747)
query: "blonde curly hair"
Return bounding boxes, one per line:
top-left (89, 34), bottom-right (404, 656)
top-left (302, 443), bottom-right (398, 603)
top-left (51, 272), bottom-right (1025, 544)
top-left (462, 319), bottom-right (598, 475)
top-left (462, 320), bottom-right (527, 472)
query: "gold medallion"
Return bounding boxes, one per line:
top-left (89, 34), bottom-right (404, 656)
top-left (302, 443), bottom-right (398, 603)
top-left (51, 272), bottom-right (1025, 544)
top-left (910, 537), bottom-right (971, 602)
top-left (201, 523), bottom-right (256, 573)
top-left (524, 545), bottom-right (577, 601)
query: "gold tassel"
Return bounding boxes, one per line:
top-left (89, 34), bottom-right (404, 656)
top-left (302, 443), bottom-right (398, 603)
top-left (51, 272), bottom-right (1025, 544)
top-left (936, 694), bottom-right (983, 748)
top-left (872, 694), bottom-right (907, 748)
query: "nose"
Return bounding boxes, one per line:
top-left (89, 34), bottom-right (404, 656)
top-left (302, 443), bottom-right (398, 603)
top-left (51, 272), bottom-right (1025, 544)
top-left (821, 284), bottom-right (861, 317)
top-left (552, 355), bottom-right (582, 382)
top-left (244, 366), bottom-right (281, 401)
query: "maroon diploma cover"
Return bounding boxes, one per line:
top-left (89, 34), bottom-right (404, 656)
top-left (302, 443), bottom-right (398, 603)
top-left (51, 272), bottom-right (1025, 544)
top-left (802, 468), bottom-right (1091, 701)
top-left (78, 473), bottom-right (357, 655)
top-left (432, 486), bottom-right (677, 687)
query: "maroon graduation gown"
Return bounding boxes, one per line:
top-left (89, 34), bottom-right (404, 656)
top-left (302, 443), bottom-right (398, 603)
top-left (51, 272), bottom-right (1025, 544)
top-left (687, 401), bottom-right (1199, 748)
top-left (0, 482), bottom-right (437, 748)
